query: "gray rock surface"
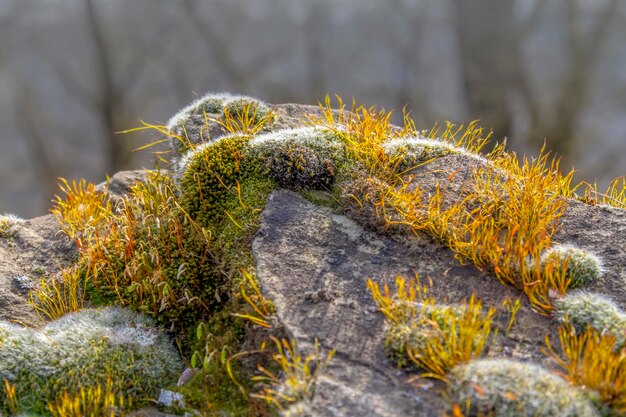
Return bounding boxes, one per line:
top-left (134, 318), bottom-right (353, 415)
top-left (252, 190), bottom-right (565, 416)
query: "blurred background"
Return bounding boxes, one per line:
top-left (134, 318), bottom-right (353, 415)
top-left (0, 0), bottom-right (625, 217)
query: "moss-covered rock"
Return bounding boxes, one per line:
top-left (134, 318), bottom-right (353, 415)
top-left (383, 137), bottom-right (460, 173)
top-left (178, 134), bottom-right (257, 226)
top-left (248, 127), bottom-right (345, 190)
top-left (167, 92), bottom-right (269, 156)
top-left (449, 358), bottom-right (600, 417)
top-left (0, 307), bottom-right (181, 414)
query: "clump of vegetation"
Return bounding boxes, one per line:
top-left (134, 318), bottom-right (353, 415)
top-left (52, 178), bottom-right (112, 251)
top-left (166, 92), bottom-right (273, 155)
top-left (29, 266), bottom-right (85, 321)
top-left (0, 307), bottom-right (181, 415)
top-left (540, 245), bottom-right (603, 288)
top-left (577, 176), bottom-right (626, 209)
top-left (382, 136), bottom-right (461, 173)
top-left (47, 377), bottom-right (129, 417)
top-left (252, 337), bottom-right (334, 412)
top-left (178, 134), bottom-right (258, 222)
top-left (554, 292), bottom-right (626, 347)
top-left (545, 325), bottom-right (626, 415)
top-left (223, 97), bottom-right (271, 124)
top-left (367, 276), bottom-right (496, 380)
top-left (53, 171), bottom-right (217, 333)
top-left (448, 358), bottom-right (600, 417)
top-left (0, 213), bottom-right (23, 239)
top-left (248, 127), bottom-right (345, 190)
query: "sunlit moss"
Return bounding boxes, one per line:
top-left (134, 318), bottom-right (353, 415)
top-left (0, 307), bottom-right (181, 415)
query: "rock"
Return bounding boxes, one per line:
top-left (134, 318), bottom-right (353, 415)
top-left (2, 100), bottom-right (626, 416)
top-left (252, 190), bottom-right (551, 416)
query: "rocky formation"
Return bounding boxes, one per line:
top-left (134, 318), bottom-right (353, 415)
top-left (0, 96), bottom-right (625, 416)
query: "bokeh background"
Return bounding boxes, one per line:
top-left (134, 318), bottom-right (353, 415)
top-left (1, 0), bottom-right (625, 217)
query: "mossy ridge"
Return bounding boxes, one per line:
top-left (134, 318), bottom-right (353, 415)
top-left (449, 358), bottom-right (600, 417)
top-left (0, 307), bottom-right (181, 415)
top-left (248, 127), bottom-right (346, 191)
top-left (167, 93), bottom-right (270, 156)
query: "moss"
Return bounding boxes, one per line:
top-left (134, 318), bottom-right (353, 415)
top-left (0, 307), bottom-right (181, 415)
top-left (248, 127), bottom-right (345, 191)
top-left (384, 303), bottom-right (465, 368)
top-left (77, 172), bottom-right (219, 334)
top-left (383, 136), bottom-right (460, 173)
top-left (554, 292), bottom-right (626, 347)
top-left (223, 97), bottom-right (271, 123)
top-left (0, 213), bottom-right (23, 239)
top-left (449, 358), bottom-right (600, 417)
top-left (178, 134), bottom-right (255, 225)
top-left (541, 244), bottom-right (603, 288)
top-left (167, 92), bottom-right (264, 156)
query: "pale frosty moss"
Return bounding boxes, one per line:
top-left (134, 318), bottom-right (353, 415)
top-left (383, 136), bottom-right (487, 172)
top-left (0, 213), bottom-right (24, 238)
top-left (542, 244), bottom-right (603, 288)
top-left (0, 307), bottom-right (181, 414)
top-left (248, 127), bottom-right (345, 190)
top-left (554, 291), bottom-right (626, 347)
top-left (167, 92), bottom-right (269, 155)
top-left (449, 358), bottom-right (600, 417)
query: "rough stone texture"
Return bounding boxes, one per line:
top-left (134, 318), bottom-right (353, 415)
top-left (252, 190), bottom-right (561, 416)
top-left (0, 213), bottom-right (75, 326)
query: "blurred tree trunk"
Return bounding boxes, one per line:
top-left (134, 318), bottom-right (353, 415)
top-left (452, 0), bottom-right (618, 164)
top-left (83, 0), bottom-right (129, 175)
top-left (451, 0), bottom-right (517, 141)
top-left (526, 0), bottom-right (619, 161)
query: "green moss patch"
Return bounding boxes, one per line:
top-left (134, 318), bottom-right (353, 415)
top-left (0, 307), bottom-right (181, 415)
